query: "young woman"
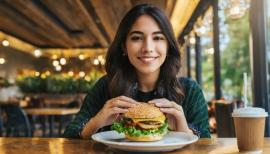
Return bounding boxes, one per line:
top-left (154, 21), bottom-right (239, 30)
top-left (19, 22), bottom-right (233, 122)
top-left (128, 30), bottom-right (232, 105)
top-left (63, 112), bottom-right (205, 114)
top-left (64, 4), bottom-right (210, 139)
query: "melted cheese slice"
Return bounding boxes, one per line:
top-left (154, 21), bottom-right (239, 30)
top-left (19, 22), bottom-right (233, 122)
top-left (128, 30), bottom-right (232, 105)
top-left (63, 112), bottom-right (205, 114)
top-left (132, 114), bottom-right (166, 124)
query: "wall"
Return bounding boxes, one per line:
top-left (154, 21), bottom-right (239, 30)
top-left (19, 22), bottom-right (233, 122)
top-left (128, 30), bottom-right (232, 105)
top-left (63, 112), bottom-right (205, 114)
top-left (0, 47), bottom-right (35, 83)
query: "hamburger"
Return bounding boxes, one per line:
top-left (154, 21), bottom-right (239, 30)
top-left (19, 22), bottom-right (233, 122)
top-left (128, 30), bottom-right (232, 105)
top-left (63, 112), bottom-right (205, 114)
top-left (111, 103), bottom-right (168, 141)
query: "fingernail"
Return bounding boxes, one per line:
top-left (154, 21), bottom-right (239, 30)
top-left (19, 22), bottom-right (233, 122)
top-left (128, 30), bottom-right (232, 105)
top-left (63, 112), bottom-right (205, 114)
top-left (155, 103), bottom-right (161, 106)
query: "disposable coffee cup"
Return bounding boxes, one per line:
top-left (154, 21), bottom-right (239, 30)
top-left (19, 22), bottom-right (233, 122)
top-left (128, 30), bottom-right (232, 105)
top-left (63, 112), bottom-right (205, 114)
top-left (232, 107), bottom-right (268, 153)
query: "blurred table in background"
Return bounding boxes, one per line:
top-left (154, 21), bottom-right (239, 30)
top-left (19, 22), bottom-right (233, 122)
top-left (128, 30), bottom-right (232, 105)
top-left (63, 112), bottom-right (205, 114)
top-left (24, 108), bottom-right (80, 137)
top-left (0, 98), bottom-right (28, 107)
top-left (24, 108), bottom-right (80, 116)
top-left (24, 93), bottom-right (86, 107)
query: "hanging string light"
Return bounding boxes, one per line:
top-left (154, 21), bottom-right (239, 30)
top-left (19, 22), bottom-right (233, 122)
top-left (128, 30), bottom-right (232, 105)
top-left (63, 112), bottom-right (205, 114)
top-left (0, 57), bottom-right (6, 64)
top-left (68, 71), bottom-right (74, 77)
top-left (55, 65), bottom-right (62, 71)
top-left (93, 59), bottom-right (99, 65)
top-left (1, 40), bottom-right (9, 47)
top-left (79, 71), bottom-right (85, 77)
top-left (33, 49), bottom-right (42, 58)
top-left (52, 60), bottom-right (59, 67)
top-left (51, 54), bottom-right (58, 60)
top-left (78, 54), bottom-right (85, 60)
top-left (0, 50), bottom-right (6, 64)
top-left (193, 8), bottom-right (213, 37)
top-left (60, 57), bottom-right (67, 65)
top-left (59, 51), bottom-right (67, 65)
top-left (220, 0), bottom-right (250, 20)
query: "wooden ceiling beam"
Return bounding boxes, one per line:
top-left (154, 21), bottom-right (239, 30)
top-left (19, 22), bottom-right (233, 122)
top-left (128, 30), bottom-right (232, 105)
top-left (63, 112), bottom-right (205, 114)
top-left (0, 3), bottom-right (61, 47)
top-left (0, 31), bottom-right (37, 56)
top-left (165, 0), bottom-right (176, 18)
top-left (110, 0), bottom-right (132, 24)
top-left (170, 0), bottom-right (200, 38)
top-left (0, 31), bottom-right (107, 59)
top-left (178, 0), bottom-right (212, 44)
top-left (40, 0), bottom-right (95, 47)
top-left (3, 0), bottom-right (75, 47)
top-left (72, 0), bottom-right (109, 47)
top-left (0, 18), bottom-right (45, 47)
top-left (91, 0), bottom-right (122, 41)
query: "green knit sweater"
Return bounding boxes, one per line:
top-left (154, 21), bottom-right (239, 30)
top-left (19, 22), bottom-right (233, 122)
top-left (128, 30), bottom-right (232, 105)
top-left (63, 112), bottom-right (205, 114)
top-left (64, 75), bottom-right (211, 138)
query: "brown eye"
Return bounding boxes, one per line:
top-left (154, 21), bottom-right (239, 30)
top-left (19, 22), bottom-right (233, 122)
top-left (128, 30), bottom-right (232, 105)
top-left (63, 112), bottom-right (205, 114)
top-left (130, 36), bottom-right (143, 41)
top-left (153, 36), bottom-right (165, 41)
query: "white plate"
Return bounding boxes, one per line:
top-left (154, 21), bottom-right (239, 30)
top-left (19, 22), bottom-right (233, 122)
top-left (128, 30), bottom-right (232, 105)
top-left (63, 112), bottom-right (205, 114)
top-left (92, 130), bottom-right (198, 152)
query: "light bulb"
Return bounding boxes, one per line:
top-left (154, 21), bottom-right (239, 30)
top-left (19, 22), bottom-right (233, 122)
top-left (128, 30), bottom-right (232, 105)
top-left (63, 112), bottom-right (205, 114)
top-left (0, 58), bottom-right (6, 64)
top-left (52, 54), bottom-right (58, 59)
top-left (189, 37), bottom-right (196, 44)
top-left (60, 57), bottom-right (67, 65)
top-left (2, 40), bottom-right (9, 47)
top-left (55, 65), bottom-right (62, 71)
top-left (68, 71), bottom-right (74, 76)
top-left (35, 72), bottom-right (40, 76)
top-left (79, 71), bottom-right (85, 77)
top-left (79, 54), bottom-right (85, 60)
top-left (34, 49), bottom-right (42, 57)
top-left (52, 60), bottom-right (59, 67)
top-left (93, 59), bottom-right (99, 65)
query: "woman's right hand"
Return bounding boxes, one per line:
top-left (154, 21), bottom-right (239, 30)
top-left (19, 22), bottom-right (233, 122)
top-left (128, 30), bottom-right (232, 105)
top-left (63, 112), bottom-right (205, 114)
top-left (93, 96), bottom-right (139, 129)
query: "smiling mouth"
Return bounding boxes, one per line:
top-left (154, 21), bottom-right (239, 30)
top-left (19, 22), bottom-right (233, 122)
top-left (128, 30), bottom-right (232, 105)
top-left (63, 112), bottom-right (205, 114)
top-left (137, 56), bottom-right (158, 63)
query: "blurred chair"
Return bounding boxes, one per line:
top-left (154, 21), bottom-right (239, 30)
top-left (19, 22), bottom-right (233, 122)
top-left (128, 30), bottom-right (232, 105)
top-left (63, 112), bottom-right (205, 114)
top-left (214, 100), bottom-right (236, 137)
top-left (0, 108), bottom-right (4, 136)
top-left (58, 100), bottom-right (80, 136)
top-left (26, 97), bottom-right (47, 137)
top-left (2, 104), bottom-right (32, 137)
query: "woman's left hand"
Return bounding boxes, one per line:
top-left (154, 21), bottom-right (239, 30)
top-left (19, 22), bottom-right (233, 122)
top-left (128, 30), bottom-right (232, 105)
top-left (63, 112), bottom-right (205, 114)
top-left (149, 98), bottom-right (193, 134)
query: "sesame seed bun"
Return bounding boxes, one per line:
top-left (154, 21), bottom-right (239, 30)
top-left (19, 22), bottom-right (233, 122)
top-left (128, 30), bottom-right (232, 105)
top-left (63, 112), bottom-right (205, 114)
top-left (123, 103), bottom-right (163, 119)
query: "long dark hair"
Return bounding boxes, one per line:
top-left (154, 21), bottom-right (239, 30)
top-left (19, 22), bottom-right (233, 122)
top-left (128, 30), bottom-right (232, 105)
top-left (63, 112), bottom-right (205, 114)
top-left (105, 4), bottom-right (185, 104)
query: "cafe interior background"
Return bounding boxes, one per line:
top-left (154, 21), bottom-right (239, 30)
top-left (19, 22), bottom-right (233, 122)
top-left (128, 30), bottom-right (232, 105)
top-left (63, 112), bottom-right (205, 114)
top-left (0, 0), bottom-right (269, 138)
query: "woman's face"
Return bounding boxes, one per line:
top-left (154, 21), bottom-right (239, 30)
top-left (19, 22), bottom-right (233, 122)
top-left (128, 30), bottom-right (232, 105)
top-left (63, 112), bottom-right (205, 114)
top-left (125, 15), bottom-right (168, 77)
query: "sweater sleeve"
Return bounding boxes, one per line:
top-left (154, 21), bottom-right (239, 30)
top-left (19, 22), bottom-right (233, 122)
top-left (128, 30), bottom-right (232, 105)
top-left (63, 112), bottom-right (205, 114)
top-left (181, 78), bottom-right (211, 138)
top-left (63, 76), bottom-right (109, 138)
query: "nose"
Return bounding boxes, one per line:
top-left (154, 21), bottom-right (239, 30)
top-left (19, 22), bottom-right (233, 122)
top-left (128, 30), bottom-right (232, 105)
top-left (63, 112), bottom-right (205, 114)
top-left (142, 37), bottom-right (154, 53)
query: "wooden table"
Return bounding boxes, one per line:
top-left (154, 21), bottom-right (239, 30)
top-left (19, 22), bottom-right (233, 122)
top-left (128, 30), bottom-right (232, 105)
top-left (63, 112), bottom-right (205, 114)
top-left (0, 137), bottom-right (269, 154)
top-left (24, 108), bottom-right (80, 116)
top-left (24, 108), bottom-right (80, 137)
top-left (24, 93), bottom-right (86, 107)
top-left (0, 100), bottom-right (28, 107)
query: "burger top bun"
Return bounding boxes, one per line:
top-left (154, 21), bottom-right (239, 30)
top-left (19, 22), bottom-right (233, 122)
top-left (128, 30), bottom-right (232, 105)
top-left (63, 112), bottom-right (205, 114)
top-left (124, 103), bottom-right (164, 119)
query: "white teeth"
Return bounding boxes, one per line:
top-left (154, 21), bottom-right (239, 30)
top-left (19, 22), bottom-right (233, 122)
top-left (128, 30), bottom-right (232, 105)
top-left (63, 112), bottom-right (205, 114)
top-left (140, 57), bottom-right (155, 61)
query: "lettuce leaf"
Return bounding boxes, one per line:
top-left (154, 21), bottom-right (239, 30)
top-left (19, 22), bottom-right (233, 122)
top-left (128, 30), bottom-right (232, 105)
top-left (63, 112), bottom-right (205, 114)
top-left (111, 120), bottom-right (168, 137)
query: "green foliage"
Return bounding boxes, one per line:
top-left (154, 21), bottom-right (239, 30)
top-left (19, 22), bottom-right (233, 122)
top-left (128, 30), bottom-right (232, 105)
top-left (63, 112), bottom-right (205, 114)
top-left (0, 77), bottom-right (12, 88)
top-left (75, 78), bottom-right (95, 93)
top-left (17, 76), bottom-right (46, 93)
top-left (17, 74), bottom-right (101, 94)
top-left (46, 76), bottom-right (77, 94)
top-left (201, 13), bottom-right (250, 100)
top-left (221, 14), bottom-right (250, 99)
top-left (202, 54), bottom-right (215, 100)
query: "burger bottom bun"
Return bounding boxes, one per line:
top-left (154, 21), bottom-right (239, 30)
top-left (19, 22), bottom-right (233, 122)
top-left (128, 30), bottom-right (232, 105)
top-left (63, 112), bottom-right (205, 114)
top-left (125, 133), bottom-right (163, 142)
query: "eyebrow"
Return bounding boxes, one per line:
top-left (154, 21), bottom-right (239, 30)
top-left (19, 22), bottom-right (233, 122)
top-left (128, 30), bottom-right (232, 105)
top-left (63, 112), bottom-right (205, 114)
top-left (129, 31), bottom-right (164, 35)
